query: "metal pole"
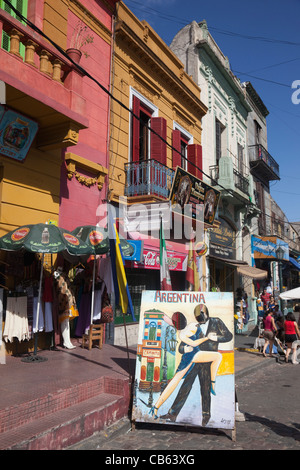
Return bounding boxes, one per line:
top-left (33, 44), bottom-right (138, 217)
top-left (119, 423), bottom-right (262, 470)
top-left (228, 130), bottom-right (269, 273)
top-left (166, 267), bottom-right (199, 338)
top-left (90, 255), bottom-right (96, 326)
top-left (34, 252), bottom-right (44, 355)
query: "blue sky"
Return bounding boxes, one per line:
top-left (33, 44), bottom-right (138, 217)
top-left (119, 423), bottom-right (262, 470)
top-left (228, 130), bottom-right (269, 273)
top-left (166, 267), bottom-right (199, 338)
top-left (124, 0), bottom-right (300, 224)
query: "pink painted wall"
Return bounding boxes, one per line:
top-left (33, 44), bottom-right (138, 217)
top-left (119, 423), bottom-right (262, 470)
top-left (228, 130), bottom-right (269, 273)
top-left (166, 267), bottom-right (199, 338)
top-left (59, 1), bottom-right (117, 231)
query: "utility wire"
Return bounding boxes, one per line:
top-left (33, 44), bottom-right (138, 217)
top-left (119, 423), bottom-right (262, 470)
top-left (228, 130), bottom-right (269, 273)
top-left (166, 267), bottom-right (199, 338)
top-left (2, 0), bottom-right (298, 235)
top-left (125, 0), bottom-right (300, 47)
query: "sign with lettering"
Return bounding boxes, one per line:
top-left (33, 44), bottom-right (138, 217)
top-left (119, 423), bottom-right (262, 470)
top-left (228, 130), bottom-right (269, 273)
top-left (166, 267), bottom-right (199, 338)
top-left (0, 105), bottom-right (38, 162)
top-left (210, 218), bottom-right (236, 260)
top-left (132, 290), bottom-right (235, 430)
top-left (169, 167), bottom-right (220, 225)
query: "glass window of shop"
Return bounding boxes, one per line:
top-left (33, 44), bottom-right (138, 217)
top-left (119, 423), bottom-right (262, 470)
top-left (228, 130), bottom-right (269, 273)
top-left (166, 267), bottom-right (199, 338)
top-left (209, 259), bottom-right (234, 292)
top-left (114, 269), bottom-right (187, 324)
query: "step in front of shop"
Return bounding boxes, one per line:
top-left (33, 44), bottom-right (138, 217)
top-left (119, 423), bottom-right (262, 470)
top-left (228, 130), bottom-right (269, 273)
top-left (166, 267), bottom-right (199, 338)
top-left (0, 376), bottom-right (131, 450)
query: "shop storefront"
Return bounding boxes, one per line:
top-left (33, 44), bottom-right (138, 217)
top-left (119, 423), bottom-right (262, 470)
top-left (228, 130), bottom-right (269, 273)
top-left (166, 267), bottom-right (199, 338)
top-left (123, 237), bottom-right (188, 323)
top-left (208, 217), bottom-right (236, 293)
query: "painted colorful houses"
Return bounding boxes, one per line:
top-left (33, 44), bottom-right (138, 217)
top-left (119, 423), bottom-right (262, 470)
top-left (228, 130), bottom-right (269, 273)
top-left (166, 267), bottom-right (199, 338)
top-left (0, 1), bottom-right (299, 358)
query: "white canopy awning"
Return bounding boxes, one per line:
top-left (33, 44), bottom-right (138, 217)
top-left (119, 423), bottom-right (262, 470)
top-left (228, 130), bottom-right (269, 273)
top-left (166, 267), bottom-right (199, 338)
top-left (279, 287), bottom-right (300, 300)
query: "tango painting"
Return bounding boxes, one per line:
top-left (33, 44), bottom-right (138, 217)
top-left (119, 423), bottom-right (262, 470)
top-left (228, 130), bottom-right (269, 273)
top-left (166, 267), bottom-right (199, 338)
top-left (132, 290), bottom-right (235, 430)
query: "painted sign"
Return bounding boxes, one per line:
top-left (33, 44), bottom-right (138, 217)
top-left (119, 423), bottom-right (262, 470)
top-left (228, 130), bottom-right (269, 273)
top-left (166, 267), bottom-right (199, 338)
top-left (251, 235), bottom-right (289, 260)
top-left (122, 240), bottom-right (144, 262)
top-left (0, 105), bottom-right (38, 162)
top-left (132, 290), bottom-right (235, 430)
top-left (169, 167), bottom-right (220, 225)
top-left (210, 219), bottom-right (236, 260)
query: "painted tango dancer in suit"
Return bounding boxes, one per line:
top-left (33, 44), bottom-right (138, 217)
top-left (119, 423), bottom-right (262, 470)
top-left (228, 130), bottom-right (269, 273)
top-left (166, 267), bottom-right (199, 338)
top-left (150, 304), bottom-right (233, 426)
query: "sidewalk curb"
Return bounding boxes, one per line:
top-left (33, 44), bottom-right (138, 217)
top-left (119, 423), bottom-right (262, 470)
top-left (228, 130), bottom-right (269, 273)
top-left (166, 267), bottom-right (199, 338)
top-left (235, 349), bottom-right (278, 379)
top-left (67, 348), bottom-right (277, 449)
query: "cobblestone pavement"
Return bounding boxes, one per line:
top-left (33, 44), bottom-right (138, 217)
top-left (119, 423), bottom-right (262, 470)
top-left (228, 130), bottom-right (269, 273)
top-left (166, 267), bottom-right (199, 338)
top-left (68, 359), bottom-right (300, 452)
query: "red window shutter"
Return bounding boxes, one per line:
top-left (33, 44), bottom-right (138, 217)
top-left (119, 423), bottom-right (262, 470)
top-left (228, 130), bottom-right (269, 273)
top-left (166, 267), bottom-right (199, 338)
top-left (187, 144), bottom-right (203, 180)
top-left (150, 117), bottom-right (167, 166)
top-left (132, 96), bottom-right (141, 162)
top-left (172, 129), bottom-right (181, 170)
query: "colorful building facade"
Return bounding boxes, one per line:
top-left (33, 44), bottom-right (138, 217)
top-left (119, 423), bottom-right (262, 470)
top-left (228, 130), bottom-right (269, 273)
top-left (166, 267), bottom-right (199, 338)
top-left (0, 0), bottom-right (117, 354)
top-left (0, 0), bottom-right (117, 236)
top-left (109, 3), bottom-right (208, 343)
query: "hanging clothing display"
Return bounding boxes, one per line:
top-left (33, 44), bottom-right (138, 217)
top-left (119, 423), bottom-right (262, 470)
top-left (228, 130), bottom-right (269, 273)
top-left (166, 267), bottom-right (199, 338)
top-left (33, 296), bottom-right (44, 333)
top-left (43, 275), bottom-right (54, 333)
top-left (3, 295), bottom-right (29, 342)
top-left (75, 292), bottom-right (91, 336)
top-left (92, 283), bottom-right (105, 321)
top-left (98, 257), bottom-right (114, 295)
top-left (53, 271), bottom-right (79, 324)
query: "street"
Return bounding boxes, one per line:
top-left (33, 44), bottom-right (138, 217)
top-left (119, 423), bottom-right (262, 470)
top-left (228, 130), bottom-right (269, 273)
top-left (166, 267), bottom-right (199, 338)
top-left (67, 358), bottom-right (300, 452)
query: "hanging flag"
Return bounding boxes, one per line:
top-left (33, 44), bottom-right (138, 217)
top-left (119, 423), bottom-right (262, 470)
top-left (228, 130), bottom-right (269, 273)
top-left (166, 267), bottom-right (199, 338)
top-left (108, 213), bottom-right (136, 322)
top-left (159, 219), bottom-right (172, 291)
top-left (186, 238), bottom-right (200, 291)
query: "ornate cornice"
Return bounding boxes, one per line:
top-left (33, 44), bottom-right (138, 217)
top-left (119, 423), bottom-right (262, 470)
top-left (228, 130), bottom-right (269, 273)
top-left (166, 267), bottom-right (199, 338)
top-left (65, 152), bottom-right (108, 190)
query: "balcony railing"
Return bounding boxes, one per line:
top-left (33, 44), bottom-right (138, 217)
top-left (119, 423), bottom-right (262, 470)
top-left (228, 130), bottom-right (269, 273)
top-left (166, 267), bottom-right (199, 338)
top-left (0, 9), bottom-right (87, 129)
top-left (0, 10), bottom-right (72, 84)
top-left (124, 159), bottom-right (175, 199)
top-left (248, 144), bottom-right (280, 180)
top-left (209, 164), bottom-right (249, 196)
top-left (209, 165), bottom-right (219, 186)
top-left (233, 169), bottom-right (249, 195)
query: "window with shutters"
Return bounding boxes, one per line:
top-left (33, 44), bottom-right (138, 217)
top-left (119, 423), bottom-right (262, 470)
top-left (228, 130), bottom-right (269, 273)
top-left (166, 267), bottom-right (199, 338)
top-left (130, 90), bottom-right (161, 163)
top-left (237, 143), bottom-right (244, 175)
top-left (215, 118), bottom-right (226, 164)
top-left (1, 0), bottom-right (28, 55)
top-left (172, 123), bottom-right (193, 171)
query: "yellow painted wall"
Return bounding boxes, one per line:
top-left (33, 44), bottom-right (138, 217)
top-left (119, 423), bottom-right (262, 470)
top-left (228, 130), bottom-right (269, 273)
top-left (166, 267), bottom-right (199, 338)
top-left (109, 2), bottom-right (207, 200)
top-left (43, 0), bottom-right (69, 50)
top-left (0, 147), bottom-right (61, 237)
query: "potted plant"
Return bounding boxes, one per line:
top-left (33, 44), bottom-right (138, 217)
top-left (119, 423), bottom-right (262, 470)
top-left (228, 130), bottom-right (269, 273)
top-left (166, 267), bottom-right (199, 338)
top-left (67, 20), bottom-right (94, 64)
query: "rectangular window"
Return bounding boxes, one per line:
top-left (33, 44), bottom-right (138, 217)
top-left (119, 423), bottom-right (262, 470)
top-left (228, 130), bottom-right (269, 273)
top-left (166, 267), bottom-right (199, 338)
top-left (215, 119), bottom-right (225, 164)
top-left (180, 135), bottom-right (188, 170)
top-left (237, 143), bottom-right (244, 175)
top-left (1, 0), bottom-right (28, 54)
top-left (254, 120), bottom-right (261, 145)
top-left (132, 96), bottom-right (153, 163)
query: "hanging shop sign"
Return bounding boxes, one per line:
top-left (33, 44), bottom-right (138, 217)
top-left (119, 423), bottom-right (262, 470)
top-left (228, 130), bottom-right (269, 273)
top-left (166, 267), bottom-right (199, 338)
top-left (124, 238), bottom-right (188, 271)
top-left (132, 290), bottom-right (235, 430)
top-left (210, 218), bottom-right (236, 260)
top-left (122, 240), bottom-right (144, 262)
top-left (251, 235), bottom-right (289, 261)
top-left (169, 167), bottom-right (220, 225)
top-left (125, 248), bottom-right (187, 271)
top-left (0, 105), bottom-right (38, 162)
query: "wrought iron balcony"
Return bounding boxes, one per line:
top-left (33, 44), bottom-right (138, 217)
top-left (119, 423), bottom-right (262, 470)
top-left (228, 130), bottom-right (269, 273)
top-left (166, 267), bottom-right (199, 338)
top-left (209, 164), bottom-right (249, 197)
top-left (233, 169), bottom-right (249, 195)
top-left (124, 159), bottom-right (175, 199)
top-left (248, 144), bottom-right (280, 181)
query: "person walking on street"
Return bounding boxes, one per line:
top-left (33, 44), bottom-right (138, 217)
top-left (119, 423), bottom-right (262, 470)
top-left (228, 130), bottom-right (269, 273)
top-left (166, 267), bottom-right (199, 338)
top-left (261, 288), bottom-right (271, 310)
top-left (262, 309), bottom-right (277, 358)
top-left (284, 312), bottom-right (300, 364)
top-left (268, 296), bottom-right (276, 312)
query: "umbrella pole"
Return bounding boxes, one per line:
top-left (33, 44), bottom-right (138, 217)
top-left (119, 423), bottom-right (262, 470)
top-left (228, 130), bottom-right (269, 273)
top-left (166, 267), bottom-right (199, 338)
top-left (34, 252), bottom-right (44, 355)
top-left (22, 252), bottom-right (48, 363)
top-left (90, 256), bottom-right (96, 326)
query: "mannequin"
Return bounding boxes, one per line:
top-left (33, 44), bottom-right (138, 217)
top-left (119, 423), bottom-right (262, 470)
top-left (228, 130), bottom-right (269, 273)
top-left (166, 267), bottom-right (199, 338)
top-left (53, 268), bottom-right (78, 349)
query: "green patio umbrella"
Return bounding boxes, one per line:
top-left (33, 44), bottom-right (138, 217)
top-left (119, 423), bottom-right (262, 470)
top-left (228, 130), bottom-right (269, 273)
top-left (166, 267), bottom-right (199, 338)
top-left (72, 225), bottom-right (134, 325)
top-left (0, 223), bottom-right (91, 362)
